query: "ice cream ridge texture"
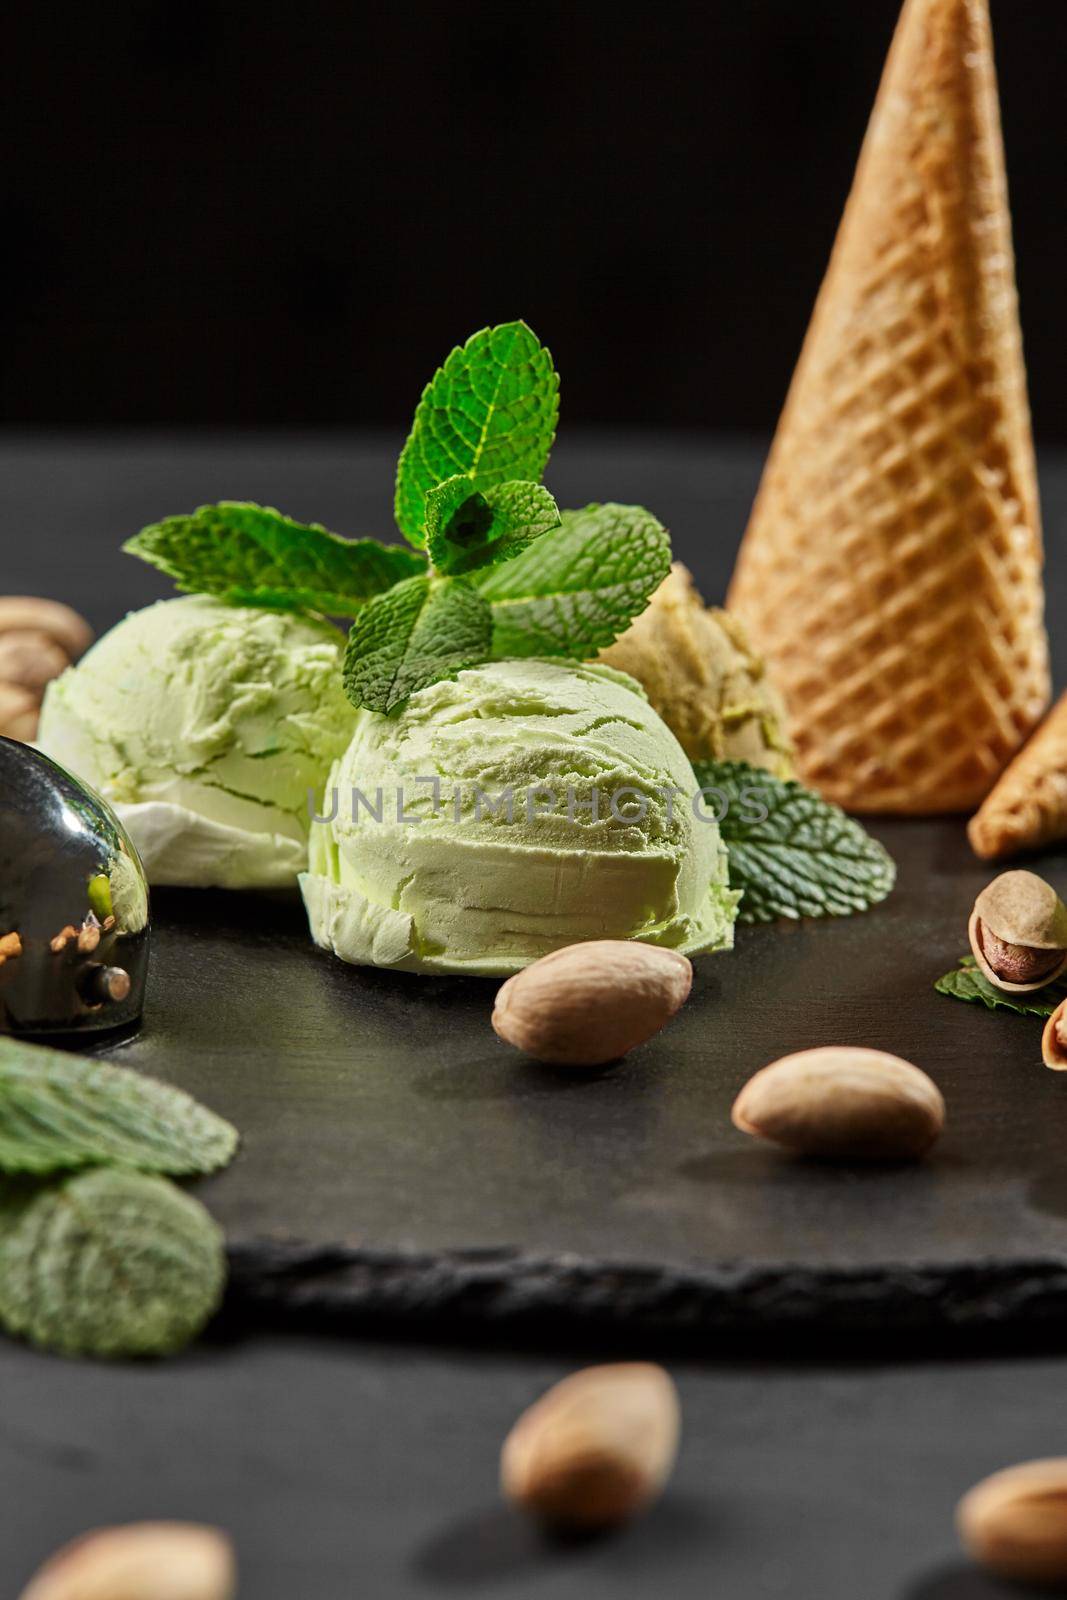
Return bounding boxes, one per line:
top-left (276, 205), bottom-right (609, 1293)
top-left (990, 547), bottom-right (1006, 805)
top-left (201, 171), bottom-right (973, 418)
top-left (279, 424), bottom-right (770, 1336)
top-left (37, 596), bottom-right (356, 888)
top-left (301, 658), bottom-right (740, 975)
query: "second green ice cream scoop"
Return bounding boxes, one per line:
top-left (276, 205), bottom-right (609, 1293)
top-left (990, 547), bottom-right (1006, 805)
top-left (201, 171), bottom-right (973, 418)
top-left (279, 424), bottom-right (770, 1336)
top-left (302, 657), bottom-right (739, 975)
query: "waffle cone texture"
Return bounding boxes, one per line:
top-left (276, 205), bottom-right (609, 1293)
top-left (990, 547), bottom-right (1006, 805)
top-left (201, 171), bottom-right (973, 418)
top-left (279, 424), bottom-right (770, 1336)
top-left (968, 693), bottom-right (1067, 859)
top-left (728, 0), bottom-right (1050, 814)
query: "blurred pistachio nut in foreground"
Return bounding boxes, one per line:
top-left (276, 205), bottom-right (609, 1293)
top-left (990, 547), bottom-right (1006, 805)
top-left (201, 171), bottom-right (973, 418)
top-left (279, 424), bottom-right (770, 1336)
top-left (958, 1459), bottom-right (1067, 1587)
top-left (492, 941), bottom-right (693, 1066)
top-left (502, 1363), bottom-right (680, 1530)
top-left (0, 596), bottom-right (93, 742)
top-left (732, 1047), bottom-right (944, 1161)
top-left (968, 871), bottom-right (1067, 993)
top-left (598, 563), bottom-right (794, 778)
top-left (17, 1521), bottom-right (235, 1600)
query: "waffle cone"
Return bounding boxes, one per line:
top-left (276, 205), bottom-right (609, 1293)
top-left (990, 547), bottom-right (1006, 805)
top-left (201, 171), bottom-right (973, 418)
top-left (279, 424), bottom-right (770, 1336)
top-left (968, 693), bottom-right (1067, 859)
top-left (728, 0), bottom-right (1049, 814)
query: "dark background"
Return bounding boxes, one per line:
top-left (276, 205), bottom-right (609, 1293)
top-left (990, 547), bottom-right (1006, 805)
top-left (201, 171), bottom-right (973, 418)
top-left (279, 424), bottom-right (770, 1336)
top-left (4, 0), bottom-right (1065, 438)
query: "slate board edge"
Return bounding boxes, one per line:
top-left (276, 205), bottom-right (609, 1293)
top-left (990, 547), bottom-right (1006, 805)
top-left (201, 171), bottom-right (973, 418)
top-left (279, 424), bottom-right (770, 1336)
top-left (224, 1240), bottom-right (1067, 1349)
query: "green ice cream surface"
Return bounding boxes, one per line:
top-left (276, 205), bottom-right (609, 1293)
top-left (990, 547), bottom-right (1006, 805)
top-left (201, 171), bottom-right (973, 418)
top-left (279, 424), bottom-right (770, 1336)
top-left (38, 596), bottom-right (355, 888)
top-left (301, 657), bottom-right (739, 975)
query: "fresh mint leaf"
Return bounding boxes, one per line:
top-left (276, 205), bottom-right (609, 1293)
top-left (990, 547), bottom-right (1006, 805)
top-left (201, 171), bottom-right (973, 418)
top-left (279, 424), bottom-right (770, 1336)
top-left (0, 1169), bottom-right (225, 1358)
top-left (935, 955), bottom-right (1067, 1016)
top-left (342, 573), bottom-right (493, 714)
top-left (694, 760), bottom-right (897, 923)
top-left (395, 322), bottom-right (559, 545)
top-left (478, 502), bottom-right (671, 657)
top-left (425, 477), bottom-right (560, 576)
top-left (125, 502), bottom-right (425, 617)
top-left (0, 1037), bottom-right (238, 1177)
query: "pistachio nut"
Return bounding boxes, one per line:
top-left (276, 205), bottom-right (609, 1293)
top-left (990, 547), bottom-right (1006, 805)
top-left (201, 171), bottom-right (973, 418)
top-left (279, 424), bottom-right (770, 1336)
top-left (0, 629), bottom-right (70, 695)
top-left (969, 871), bottom-right (1067, 993)
top-left (0, 681), bottom-right (39, 742)
top-left (17, 1521), bottom-right (235, 1600)
top-left (731, 1047), bottom-right (944, 1161)
top-left (501, 1363), bottom-right (680, 1530)
top-left (958, 1458), bottom-right (1067, 1586)
top-left (492, 941), bottom-right (693, 1067)
top-left (1042, 1000), bottom-right (1067, 1072)
top-left (0, 597), bottom-right (93, 663)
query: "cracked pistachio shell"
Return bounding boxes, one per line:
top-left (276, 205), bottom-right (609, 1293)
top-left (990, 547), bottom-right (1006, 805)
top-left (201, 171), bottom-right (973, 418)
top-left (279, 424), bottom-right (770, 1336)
top-left (969, 872), bottom-right (1067, 994)
top-left (973, 871), bottom-right (1067, 949)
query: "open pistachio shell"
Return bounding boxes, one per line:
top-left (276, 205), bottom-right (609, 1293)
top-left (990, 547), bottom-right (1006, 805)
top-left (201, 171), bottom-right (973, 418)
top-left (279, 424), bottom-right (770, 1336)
top-left (1042, 1001), bottom-right (1067, 1071)
top-left (969, 872), bottom-right (1067, 994)
top-left (969, 909), bottom-right (1067, 993)
top-left (974, 872), bottom-right (1067, 948)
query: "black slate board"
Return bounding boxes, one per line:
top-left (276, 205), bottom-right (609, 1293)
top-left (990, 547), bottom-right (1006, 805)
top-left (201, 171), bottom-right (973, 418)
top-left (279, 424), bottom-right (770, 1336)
top-left (82, 818), bottom-right (1067, 1346)
top-left (5, 433), bottom-right (1067, 1346)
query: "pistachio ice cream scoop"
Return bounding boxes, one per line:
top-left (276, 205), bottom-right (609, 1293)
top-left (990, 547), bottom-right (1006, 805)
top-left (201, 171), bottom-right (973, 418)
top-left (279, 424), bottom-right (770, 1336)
top-left (37, 596), bottom-right (355, 889)
top-left (302, 657), bottom-right (739, 975)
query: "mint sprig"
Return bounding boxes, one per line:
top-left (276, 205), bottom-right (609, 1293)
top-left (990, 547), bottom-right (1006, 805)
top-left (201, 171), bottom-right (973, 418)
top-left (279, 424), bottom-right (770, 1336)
top-left (478, 503), bottom-right (671, 657)
top-left (120, 321), bottom-right (677, 715)
top-left (935, 955), bottom-right (1067, 1016)
top-left (694, 760), bottom-right (896, 923)
top-left (425, 477), bottom-right (560, 576)
top-left (125, 502), bottom-right (425, 617)
top-left (394, 321), bottom-right (559, 545)
top-left (342, 573), bottom-right (493, 715)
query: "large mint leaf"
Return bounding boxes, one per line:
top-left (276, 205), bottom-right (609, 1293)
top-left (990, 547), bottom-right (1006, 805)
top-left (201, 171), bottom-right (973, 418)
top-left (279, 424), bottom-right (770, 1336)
top-left (0, 1037), bottom-right (238, 1177)
top-left (342, 573), bottom-right (492, 714)
top-left (395, 322), bottom-right (559, 545)
top-left (478, 502), bottom-right (671, 657)
top-left (425, 477), bottom-right (560, 576)
top-left (0, 1169), bottom-right (225, 1358)
top-left (125, 502), bottom-right (425, 616)
top-left (935, 955), bottom-right (1067, 1016)
top-left (694, 760), bottom-right (896, 923)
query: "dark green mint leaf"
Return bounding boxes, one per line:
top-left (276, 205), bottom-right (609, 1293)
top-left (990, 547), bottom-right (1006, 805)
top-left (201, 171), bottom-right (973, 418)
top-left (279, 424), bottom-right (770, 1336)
top-left (394, 322), bottom-right (559, 545)
top-left (478, 502), bottom-right (671, 657)
top-left (693, 759), bottom-right (897, 923)
top-left (425, 477), bottom-right (560, 576)
top-left (0, 1169), bottom-right (226, 1358)
top-left (0, 1037), bottom-right (238, 1177)
top-left (125, 502), bottom-right (425, 617)
top-left (342, 574), bottom-right (493, 714)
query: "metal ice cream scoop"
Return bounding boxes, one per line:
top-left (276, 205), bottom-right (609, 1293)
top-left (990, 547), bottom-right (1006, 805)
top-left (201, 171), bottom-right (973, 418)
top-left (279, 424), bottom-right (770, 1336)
top-left (0, 737), bottom-right (150, 1036)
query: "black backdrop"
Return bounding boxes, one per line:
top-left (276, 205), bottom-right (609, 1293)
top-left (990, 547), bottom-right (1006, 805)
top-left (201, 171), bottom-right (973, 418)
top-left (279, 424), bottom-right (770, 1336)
top-left (5, 0), bottom-right (1065, 437)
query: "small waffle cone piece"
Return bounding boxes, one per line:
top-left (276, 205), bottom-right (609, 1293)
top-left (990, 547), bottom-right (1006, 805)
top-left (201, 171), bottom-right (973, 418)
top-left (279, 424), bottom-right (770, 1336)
top-left (969, 692), bottom-right (1067, 859)
top-left (727, 0), bottom-right (1049, 814)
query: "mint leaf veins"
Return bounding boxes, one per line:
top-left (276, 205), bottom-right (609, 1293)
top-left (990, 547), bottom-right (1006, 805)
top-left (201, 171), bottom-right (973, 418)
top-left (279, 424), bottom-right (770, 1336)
top-left (0, 1036), bottom-right (238, 1178)
top-left (0, 1168), bottom-right (226, 1359)
top-left (125, 502), bottom-right (425, 618)
top-left (425, 476), bottom-right (560, 576)
top-left (478, 502), bottom-right (671, 657)
top-left (695, 760), bottom-right (897, 924)
top-left (394, 321), bottom-right (559, 546)
top-left (342, 573), bottom-right (493, 714)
